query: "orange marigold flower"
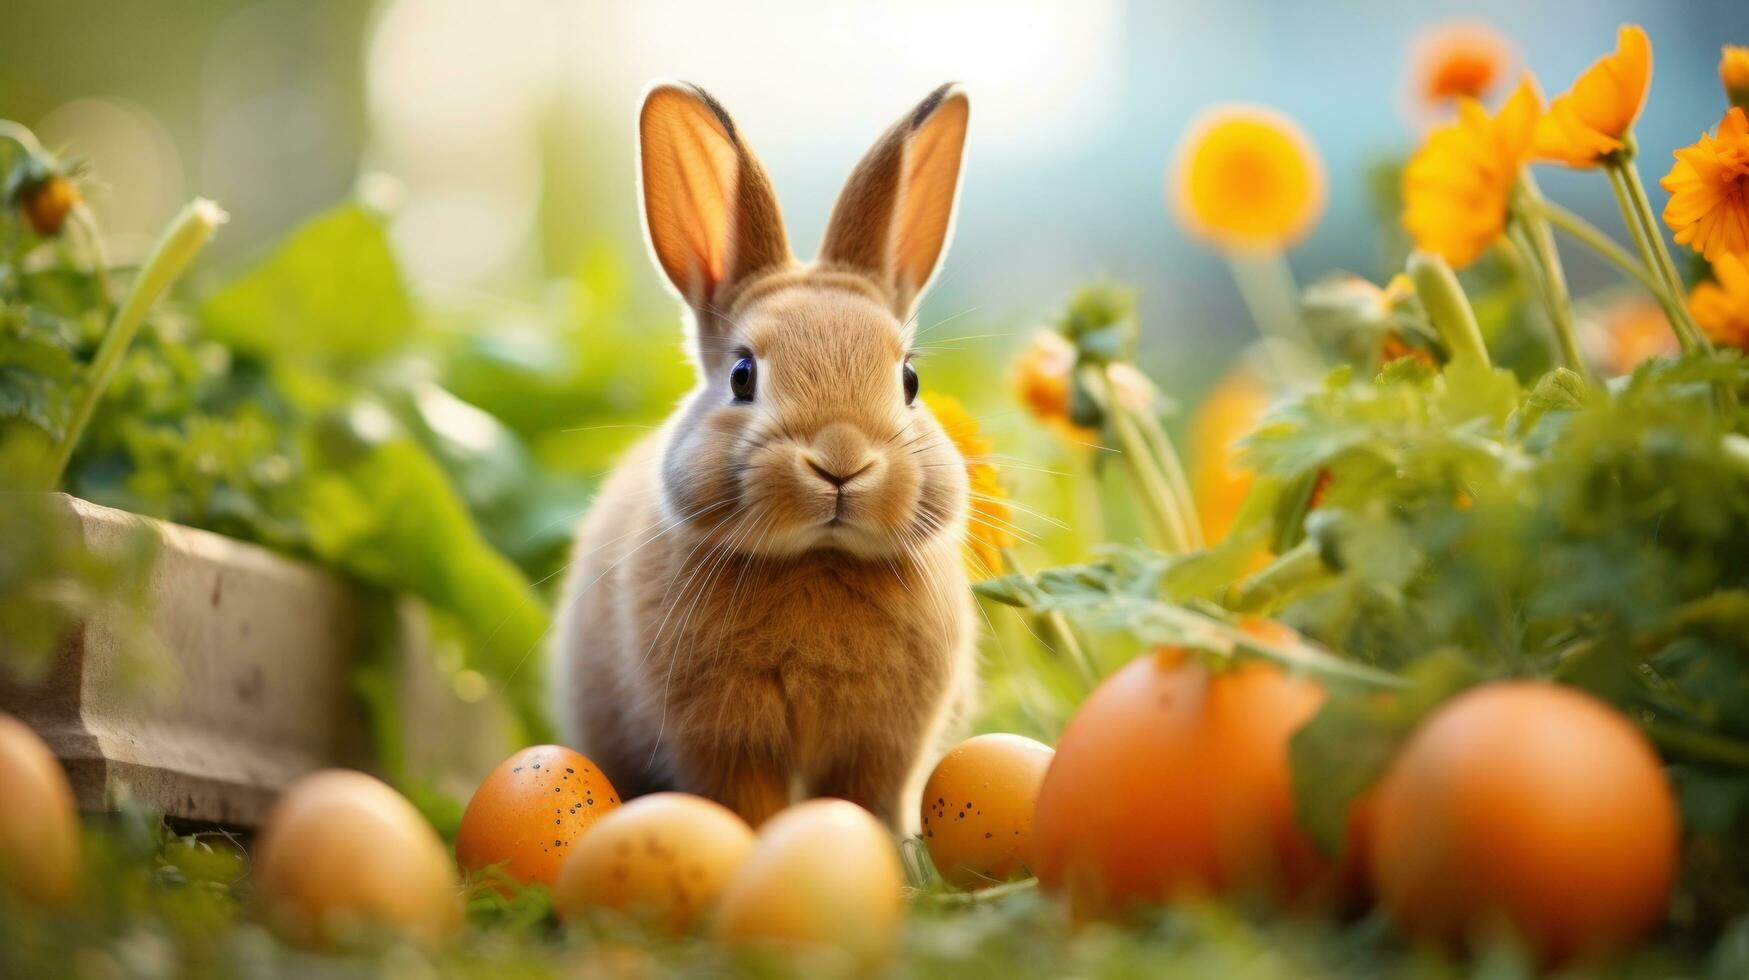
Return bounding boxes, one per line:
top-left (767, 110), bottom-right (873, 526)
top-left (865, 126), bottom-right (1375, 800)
top-left (1661, 107), bottom-right (1749, 262)
top-left (1533, 25), bottom-right (1652, 169)
top-left (1011, 330), bottom-right (1080, 430)
top-left (1411, 20), bottom-right (1513, 107)
top-left (1402, 77), bottom-right (1543, 268)
top-left (1689, 252), bottom-right (1749, 350)
top-left (1591, 296), bottom-right (1676, 375)
top-left (1723, 45), bottom-right (1749, 109)
top-left (921, 392), bottom-right (1017, 577)
top-left (1188, 366), bottom-right (1271, 545)
top-left (1170, 106), bottom-right (1326, 251)
top-left (14, 174), bottom-right (80, 238)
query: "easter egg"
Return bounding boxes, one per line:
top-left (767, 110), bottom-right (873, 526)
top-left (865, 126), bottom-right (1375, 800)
top-left (253, 769), bottom-right (461, 948)
top-left (714, 799), bottom-right (904, 969)
top-left (456, 745), bottom-right (620, 887)
top-left (921, 733), bottom-right (1053, 889)
top-left (1371, 681), bottom-right (1678, 962)
top-left (1031, 647), bottom-right (1333, 917)
top-left (0, 713), bottom-right (81, 904)
top-left (553, 792), bottom-right (754, 933)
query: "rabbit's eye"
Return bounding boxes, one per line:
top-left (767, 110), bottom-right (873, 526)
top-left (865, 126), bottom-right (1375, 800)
top-left (729, 357), bottom-right (756, 401)
top-left (903, 362), bottom-right (919, 405)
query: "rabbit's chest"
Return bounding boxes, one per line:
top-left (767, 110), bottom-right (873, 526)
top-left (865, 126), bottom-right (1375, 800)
top-left (674, 552), bottom-right (962, 679)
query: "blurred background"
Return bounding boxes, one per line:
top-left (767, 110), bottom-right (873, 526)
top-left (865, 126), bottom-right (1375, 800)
top-left (5, 0), bottom-right (1747, 398)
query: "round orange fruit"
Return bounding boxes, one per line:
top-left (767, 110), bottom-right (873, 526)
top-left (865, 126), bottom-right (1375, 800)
top-left (1031, 648), bottom-right (1331, 916)
top-left (1370, 681), bottom-right (1678, 962)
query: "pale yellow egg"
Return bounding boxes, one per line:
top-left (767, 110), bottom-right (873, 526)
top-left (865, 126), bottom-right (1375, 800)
top-left (553, 792), bottom-right (754, 933)
top-left (252, 769), bottom-right (462, 948)
top-left (713, 798), bottom-right (904, 969)
top-left (0, 713), bottom-right (81, 904)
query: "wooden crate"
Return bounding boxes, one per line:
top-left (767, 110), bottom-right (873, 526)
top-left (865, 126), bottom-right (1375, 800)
top-left (0, 494), bottom-right (369, 826)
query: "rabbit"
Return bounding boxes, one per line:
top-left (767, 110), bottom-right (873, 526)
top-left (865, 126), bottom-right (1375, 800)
top-left (551, 80), bottom-right (978, 832)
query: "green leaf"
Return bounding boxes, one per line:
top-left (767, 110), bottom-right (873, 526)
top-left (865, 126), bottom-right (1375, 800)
top-left (200, 204), bottom-right (413, 363)
top-left (1514, 366), bottom-right (1589, 437)
top-left (975, 550), bottom-right (1404, 690)
top-left (302, 434), bottom-right (551, 737)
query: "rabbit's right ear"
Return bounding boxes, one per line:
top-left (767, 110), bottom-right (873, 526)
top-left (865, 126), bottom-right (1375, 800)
top-left (638, 82), bottom-right (790, 312)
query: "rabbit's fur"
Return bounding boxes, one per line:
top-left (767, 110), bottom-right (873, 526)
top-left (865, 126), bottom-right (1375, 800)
top-left (552, 82), bottom-right (977, 830)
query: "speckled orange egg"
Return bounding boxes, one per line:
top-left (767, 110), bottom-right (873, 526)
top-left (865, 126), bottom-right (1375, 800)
top-left (0, 713), bottom-right (81, 904)
top-left (553, 792), bottom-right (754, 933)
top-left (921, 733), bottom-right (1054, 889)
top-left (455, 745), bottom-right (621, 888)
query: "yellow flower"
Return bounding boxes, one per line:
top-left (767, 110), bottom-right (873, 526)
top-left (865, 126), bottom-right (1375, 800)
top-left (1722, 45), bottom-right (1749, 109)
top-left (1411, 20), bottom-right (1512, 107)
top-left (1533, 25), bottom-right (1652, 168)
top-left (1188, 366), bottom-right (1270, 545)
top-left (1402, 77), bottom-right (1543, 269)
top-left (1689, 252), bottom-right (1749, 350)
top-left (1170, 106), bottom-right (1325, 251)
top-left (1661, 107), bottom-right (1749, 262)
top-left (921, 392), bottom-right (1016, 577)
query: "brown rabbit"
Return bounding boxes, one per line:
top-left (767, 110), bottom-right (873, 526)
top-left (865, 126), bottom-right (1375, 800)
top-left (552, 81), bottom-right (977, 831)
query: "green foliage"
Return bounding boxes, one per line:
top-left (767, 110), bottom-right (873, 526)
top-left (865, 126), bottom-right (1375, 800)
top-left (1, 195), bottom-right (561, 741)
top-left (200, 204), bottom-right (414, 363)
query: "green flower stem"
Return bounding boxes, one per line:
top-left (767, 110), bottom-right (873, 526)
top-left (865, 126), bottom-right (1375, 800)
top-left (1225, 249), bottom-right (1320, 385)
top-left (1622, 152), bottom-right (1702, 329)
top-left (1505, 225), bottom-right (1562, 365)
top-left (1406, 251), bottom-right (1490, 367)
top-left (1604, 157), bottom-right (1707, 353)
top-left (43, 198), bottom-right (227, 489)
top-left (1082, 365), bottom-right (1188, 554)
top-left (1511, 173), bottom-right (1591, 383)
top-left (1126, 393), bottom-right (1205, 550)
top-left (1108, 393), bottom-right (1191, 554)
top-left (1527, 197), bottom-right (1662, 295)
top-left (1000, 547), bottom-right (1096, 689)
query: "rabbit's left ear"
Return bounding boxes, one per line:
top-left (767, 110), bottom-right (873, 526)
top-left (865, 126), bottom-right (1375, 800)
top-left (819, 84), bottom-right (969, 319)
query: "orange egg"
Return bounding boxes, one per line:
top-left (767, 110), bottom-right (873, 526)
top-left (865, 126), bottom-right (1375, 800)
top-left (253, 769), bottom-right (461, 948)
top-left (921, 733), bottom-right (1054, 889)
top-left (1031, 648), bottom-right (1332, 917)
top-left (0, 713), bottom-right (81, 904)
top-left (456, 745), bottom-right (621, 888)
top-left (714, 799), bottom-right (904, 969)
top-left (1370, 681), bottom-right (1678, 962)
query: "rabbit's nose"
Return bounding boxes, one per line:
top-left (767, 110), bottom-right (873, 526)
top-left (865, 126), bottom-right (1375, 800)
top-left (805, 457), bottom-right (874, 488)
top-left (803, 423), bottom-right (878, 489)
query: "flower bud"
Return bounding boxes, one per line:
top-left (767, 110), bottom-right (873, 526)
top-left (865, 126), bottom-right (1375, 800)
top-left (1723, 45), bottom-right (1749, 111)
top-left (15, 174), bottom-right (80, 237)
